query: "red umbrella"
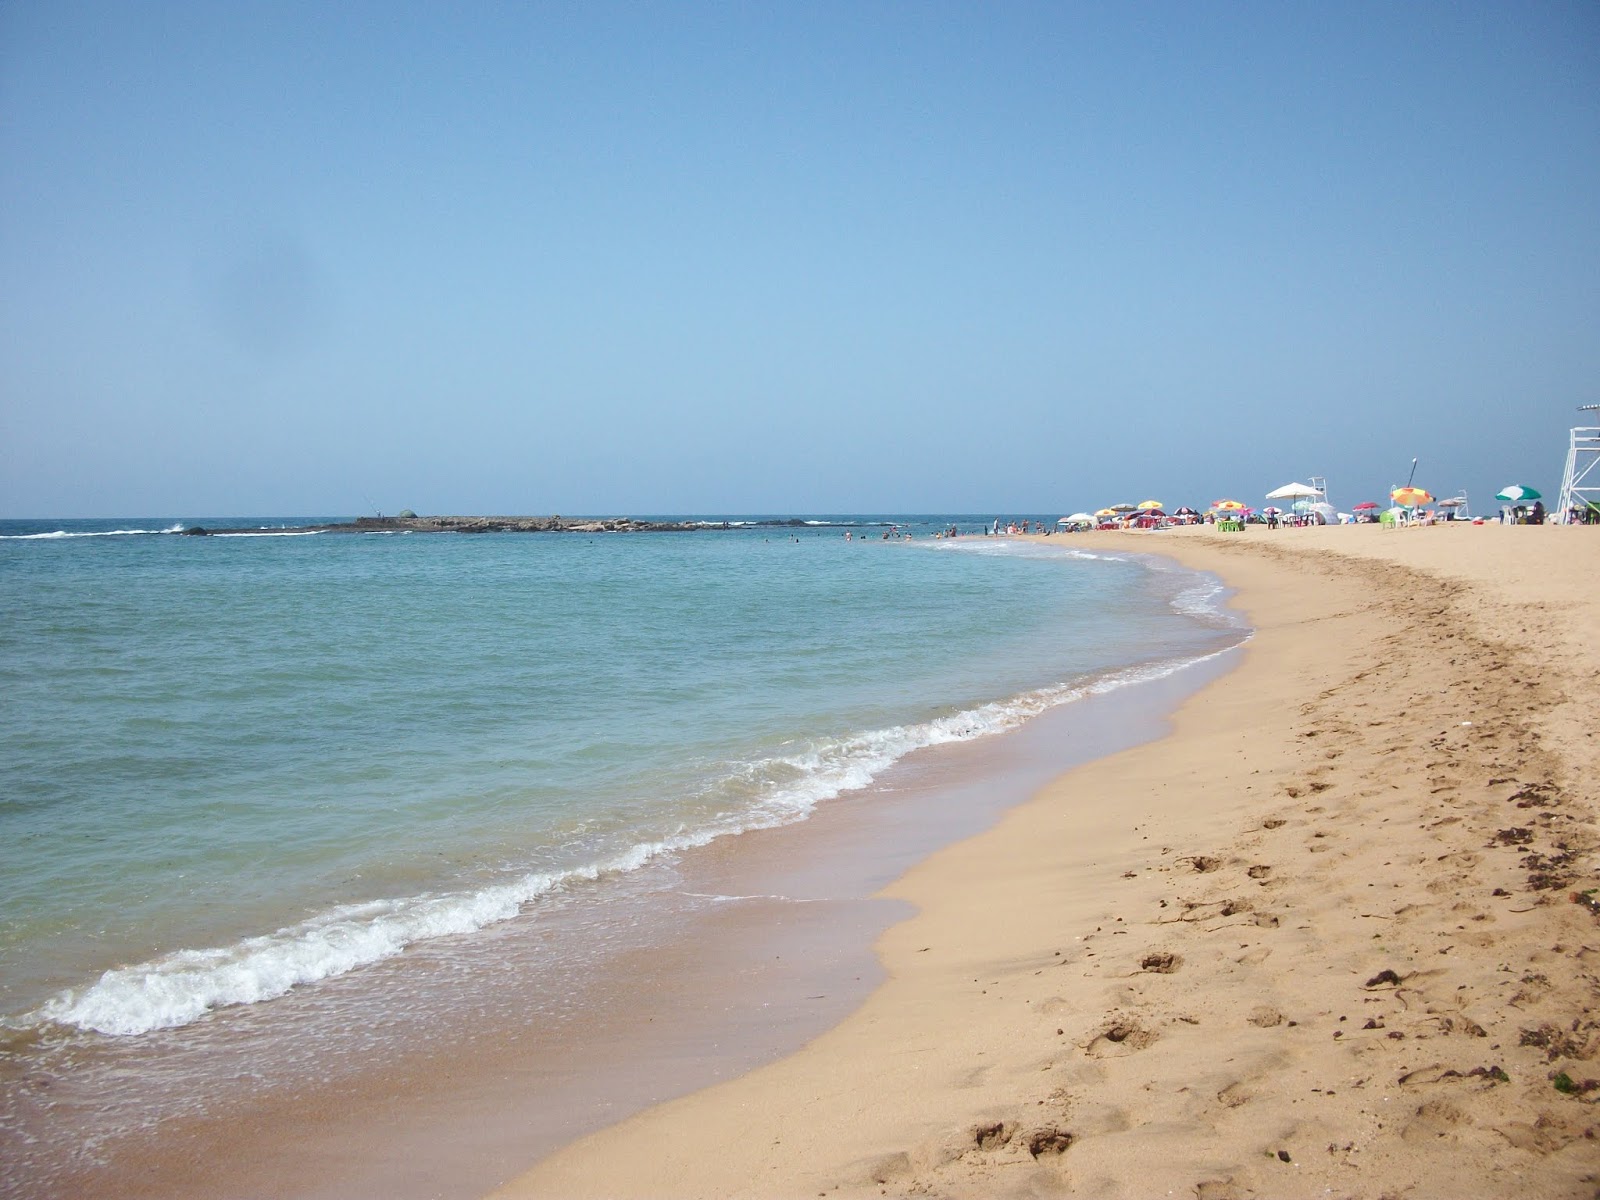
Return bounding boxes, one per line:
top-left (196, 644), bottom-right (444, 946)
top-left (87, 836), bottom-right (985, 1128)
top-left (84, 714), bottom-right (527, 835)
top-left (1352, 501), bottom-right (1380, 511)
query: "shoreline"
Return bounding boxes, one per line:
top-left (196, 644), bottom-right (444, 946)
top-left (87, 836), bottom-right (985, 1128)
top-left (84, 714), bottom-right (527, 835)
top-left (497, 523), bottom-right (1600, 1198)
top-left (2, 541), bottom-right (1240, 1199)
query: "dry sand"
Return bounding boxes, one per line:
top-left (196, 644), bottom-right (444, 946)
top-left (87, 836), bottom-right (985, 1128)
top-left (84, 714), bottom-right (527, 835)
top-left (493, 522), bottom-right (1600, 1199)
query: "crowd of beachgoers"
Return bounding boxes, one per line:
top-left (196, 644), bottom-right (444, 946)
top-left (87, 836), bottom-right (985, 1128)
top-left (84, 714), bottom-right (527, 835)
top-left (1043, 482), bottom-right (1597, 532)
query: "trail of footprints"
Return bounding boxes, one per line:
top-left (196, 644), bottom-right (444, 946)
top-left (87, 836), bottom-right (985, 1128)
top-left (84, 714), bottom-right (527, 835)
top-left (835, 553), bottom-right (1600, 1198)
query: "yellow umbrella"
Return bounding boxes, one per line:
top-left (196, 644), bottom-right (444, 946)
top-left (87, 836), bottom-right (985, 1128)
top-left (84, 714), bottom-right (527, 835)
top-left (1390, 487), bottom-right (1433, 507)
top-left (1094, 508), bottom-right (1117, 518)
top-left (1137, 499), bottom-right (1164, 510)
top-left (1211, 499), bottom-right (1246, 511)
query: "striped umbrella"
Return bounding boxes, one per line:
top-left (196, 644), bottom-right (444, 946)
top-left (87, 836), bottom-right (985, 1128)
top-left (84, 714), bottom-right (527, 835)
top-left (1391, 487), bottom-right (1433, 507)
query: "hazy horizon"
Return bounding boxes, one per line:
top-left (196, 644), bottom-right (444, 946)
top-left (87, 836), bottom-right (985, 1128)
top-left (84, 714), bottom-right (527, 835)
top-left (4, 3), bottom-right (1596, 518)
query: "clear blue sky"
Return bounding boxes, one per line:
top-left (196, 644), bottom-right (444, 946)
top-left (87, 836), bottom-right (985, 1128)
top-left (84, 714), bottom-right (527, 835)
top-left (3, 1), bottom-right (1596, 517)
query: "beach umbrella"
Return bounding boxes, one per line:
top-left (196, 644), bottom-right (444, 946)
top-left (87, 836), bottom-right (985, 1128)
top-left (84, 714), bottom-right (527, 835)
top-left (1093, 507), bottom-right (1117, 518)
top-left (1437, 497), bottom-right (1468, 509)
top-left (1352, 501), bottom-right (1380, 511)
top-left (1063, 512), bottom-right (1095, 524)
top-left (1211, 499), bottom-right (1246, 511)
top-left (1174, 506), bottom-right (1199, 516)
top-left (1109, 503), bottom-right (1138, 513)
top-left (1266, 482), bottom-right (1322, 501)
top-left (1390, 487), bottom-right (1433, 507)
top-left (1495, 484), bottom-right (1541, 503)
top-left (1137, 499), bottom-right (1164, 510)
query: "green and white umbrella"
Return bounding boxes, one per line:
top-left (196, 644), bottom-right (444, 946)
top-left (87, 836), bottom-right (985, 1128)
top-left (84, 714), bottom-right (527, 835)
top-left (1495, 484), bottom-right (1541, 503)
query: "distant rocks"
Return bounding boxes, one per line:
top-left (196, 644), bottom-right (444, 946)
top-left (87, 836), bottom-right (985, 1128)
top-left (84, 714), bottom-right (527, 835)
top-left (191, 515), bottom-right (795, 536)
top-left (181, 526), bottom-right (210, 536)
top-left (337, 515), bottom-right (704, 535)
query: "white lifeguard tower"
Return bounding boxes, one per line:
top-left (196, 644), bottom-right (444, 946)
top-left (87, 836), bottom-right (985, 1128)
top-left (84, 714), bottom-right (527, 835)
top-left (1556, 405), bottom-right (1600, 523)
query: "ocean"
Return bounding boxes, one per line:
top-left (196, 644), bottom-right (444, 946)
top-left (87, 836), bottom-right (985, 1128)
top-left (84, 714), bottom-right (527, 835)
top-left (0, 515), bottom-right (1245, 1196)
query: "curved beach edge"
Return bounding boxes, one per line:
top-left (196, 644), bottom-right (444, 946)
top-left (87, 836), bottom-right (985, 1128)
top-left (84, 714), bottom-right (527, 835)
top-left (494, 522), bottom-right (1600, 1200)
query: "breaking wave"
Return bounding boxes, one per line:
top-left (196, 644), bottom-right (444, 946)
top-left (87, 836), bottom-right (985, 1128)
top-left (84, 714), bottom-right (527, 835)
top-left (23, 639), bottom-right (1240, 1039)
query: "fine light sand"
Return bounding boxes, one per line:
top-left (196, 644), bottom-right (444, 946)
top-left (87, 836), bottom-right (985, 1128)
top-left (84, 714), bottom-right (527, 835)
top-left (494, 523), bottom-right (1600, 1199)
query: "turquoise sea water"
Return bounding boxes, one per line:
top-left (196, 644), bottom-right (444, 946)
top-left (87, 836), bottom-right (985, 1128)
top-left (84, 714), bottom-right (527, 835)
top-left (0, 514), bottom-right (1242, 1190)
top-left (0, 516), bottom-right (1238, 1033)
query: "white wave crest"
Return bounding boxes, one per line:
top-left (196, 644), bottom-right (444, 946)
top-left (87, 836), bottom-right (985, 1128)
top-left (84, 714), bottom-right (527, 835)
top-left (26, 638), bottom-right (1242, 1039)
top-left (0, 525), bottom-right (186, 540)
top-left (28, 854), bottom-right (631, 1036)
top-left (210, 529), bottom-right (323, 537)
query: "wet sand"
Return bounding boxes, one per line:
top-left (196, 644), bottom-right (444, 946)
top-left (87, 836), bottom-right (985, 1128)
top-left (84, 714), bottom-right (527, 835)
top-left (498, 522), bottom-right (1600, 1198)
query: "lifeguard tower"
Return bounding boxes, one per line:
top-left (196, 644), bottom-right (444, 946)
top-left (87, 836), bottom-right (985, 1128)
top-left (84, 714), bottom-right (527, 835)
top-left (1556, 405), bottom-right (1600, 524)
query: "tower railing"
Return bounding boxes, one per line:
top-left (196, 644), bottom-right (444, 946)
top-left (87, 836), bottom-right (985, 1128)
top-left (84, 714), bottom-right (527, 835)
top-left (1556, 423), bottom-right (1600, 523)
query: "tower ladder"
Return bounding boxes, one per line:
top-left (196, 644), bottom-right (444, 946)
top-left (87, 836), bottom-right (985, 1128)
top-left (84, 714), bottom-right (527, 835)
top-left (1557, 406), bottom-right (1600, 523)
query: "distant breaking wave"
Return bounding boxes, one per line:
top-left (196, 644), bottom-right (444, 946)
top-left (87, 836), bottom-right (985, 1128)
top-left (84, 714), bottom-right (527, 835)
top-left (210, 530), bottom-right (324, 537)
top-left (0, 525), bottom-right (327, 540)
top-left (22, 638), bottom-right (1242, 1039)
top-left (934, 537), bottom-right (1245, 631)
top-left (0, 525), bottom-right (187, 540)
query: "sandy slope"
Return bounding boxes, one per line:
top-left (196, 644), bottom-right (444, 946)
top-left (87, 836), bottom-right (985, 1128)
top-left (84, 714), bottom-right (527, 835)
top-left (492, 522), bottom-right (1600, 1199)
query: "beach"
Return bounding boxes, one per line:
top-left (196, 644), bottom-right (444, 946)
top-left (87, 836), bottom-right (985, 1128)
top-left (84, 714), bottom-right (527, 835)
top-left (0, 518), bottom-right (1242, 1199)
top-left (497, 522), bottom-right (1600, 1199)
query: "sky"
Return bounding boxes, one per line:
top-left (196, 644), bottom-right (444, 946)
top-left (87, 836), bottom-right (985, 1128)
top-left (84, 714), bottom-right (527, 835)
top-left (2, 1), bottom-right (1597, 517)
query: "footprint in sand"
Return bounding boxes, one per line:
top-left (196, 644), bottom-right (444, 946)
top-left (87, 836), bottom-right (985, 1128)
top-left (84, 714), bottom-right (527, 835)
top-left (1087, 1019), bottom-right (1158, 1057)
top-left (1140, 951), bottom-right (1182, 974)
top-left (1216, 1081), bottom-right (1252, 1109)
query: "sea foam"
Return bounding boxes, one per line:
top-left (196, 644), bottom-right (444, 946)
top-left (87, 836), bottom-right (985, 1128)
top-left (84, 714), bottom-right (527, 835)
top-left (25, 640), bottom-right (1238, 1039)
top-left (0, 525), bottom-right (186, 540)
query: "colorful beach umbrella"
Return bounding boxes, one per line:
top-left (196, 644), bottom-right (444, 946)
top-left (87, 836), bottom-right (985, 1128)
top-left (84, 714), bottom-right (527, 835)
top-left (1211, 499), bottom-right (1246, 511)
top-left (1352, 501), bottom-right (1380, 511)
top-left (1390, 487), bottom-right (1433, 507)
top-left (1137, 499), bottom-right (1164, 510)
top-left (1094, 507), bottom-right (1117, 518)
top-left (1495, 484), bottom-right (1541, 503)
